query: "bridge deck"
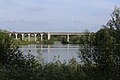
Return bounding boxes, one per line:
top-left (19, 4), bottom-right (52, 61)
top-left (9, 32), bottom-right (86, 35)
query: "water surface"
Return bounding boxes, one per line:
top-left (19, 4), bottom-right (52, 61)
top-left (20, 43), bottom-right (80, 63)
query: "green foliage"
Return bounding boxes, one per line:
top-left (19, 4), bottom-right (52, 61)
top-left (70, 36), bottom-right (81, 43)
top-left (93, 7), bottom-right (120, 66)
top-left (62, 37), bottom-right (68, 43)
top-left (43, 40), bottom-right (54, 44)
top-left (0, 32), bottom-right (39, 80)
top-left (79, 30), bottom-right (95, 64)
top-left (79, 7), bottom-right (120, 80)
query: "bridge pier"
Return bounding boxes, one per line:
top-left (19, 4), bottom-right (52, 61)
top-left (41, 34), bottom-right (43, 41)
top-left (34, 34), bottom-right (37, 41)
top-left (15, 34), bottom-right (18, 40)
top-left (48, 33), bottom-right (51, 40)
top-left (9, 34), bottom-right (11, 37)
top-left (67, 34), bottom-right (69, 42)
top-left (21, 34), bottom-right (24, 41)
top-left (28, 34), bottom-right (31, 41)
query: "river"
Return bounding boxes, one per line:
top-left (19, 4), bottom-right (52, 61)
top-left (19, 42), bottom-right (81, 63)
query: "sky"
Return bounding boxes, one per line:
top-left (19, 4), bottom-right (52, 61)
top-left (0, 0), bottom-right (120, 32)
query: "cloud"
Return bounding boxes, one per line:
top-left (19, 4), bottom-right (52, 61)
top-left (0, 0), bottom-right (120, 32)
top-left (3, 0), bottom-right (20, 6)
top-left (24, 6), bottom-right (44, 12)
top-left (0, 19), bottom-right (50, 28)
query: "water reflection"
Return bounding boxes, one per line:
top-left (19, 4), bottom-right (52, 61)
top-left (34, 44), bottom-right (36, 54)
top-left (40, 44), bottom-right (43, 53)
top-left (28, 44), bottom-right (30, 51)
top-left (67, 44), bottom-right (69, 53)
top-left (48, 45), bottom-right (50, 54)
top-left (67, 44), bottom-right (70, 61)
top-left (20, 43), bottom-right (80, 63)
top-left (21, 45), bottom-right (24, 52)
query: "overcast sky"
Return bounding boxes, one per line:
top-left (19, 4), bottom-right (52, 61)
top-left (0, 0), bottom-right (120, 32)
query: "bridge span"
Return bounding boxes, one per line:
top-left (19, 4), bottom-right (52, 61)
top-left (9, 32), bottom-right (87, 42)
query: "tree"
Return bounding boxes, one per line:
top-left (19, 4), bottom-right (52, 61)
top-left (0, 31), bottom-right (39, 80)
top-left (107, 6), bottom-right (120, 43)
top-left (79, 7), bottom-right (120, 79)
top-left (78, 30), bottom-right (95, 64)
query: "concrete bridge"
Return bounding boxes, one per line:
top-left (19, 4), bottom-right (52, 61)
top-left (9, 32), bottom-right (87, 42)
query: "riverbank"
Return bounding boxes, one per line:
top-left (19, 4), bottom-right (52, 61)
top-left (62, 42), bottom-right (81, 44)
top-left (16, 40), bottom-right (54, 45)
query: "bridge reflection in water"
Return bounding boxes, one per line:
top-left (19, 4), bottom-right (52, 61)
top-left (20, 43), bottom-right (80, 63)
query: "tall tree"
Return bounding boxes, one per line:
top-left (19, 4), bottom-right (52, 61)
top-left (79, 7), bottom-right (120, 79)
top-left (107, 6), bottom-right (120, 43)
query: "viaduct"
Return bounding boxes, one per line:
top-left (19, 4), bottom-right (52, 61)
top-left (9, 32), bottom-right (87, 42)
